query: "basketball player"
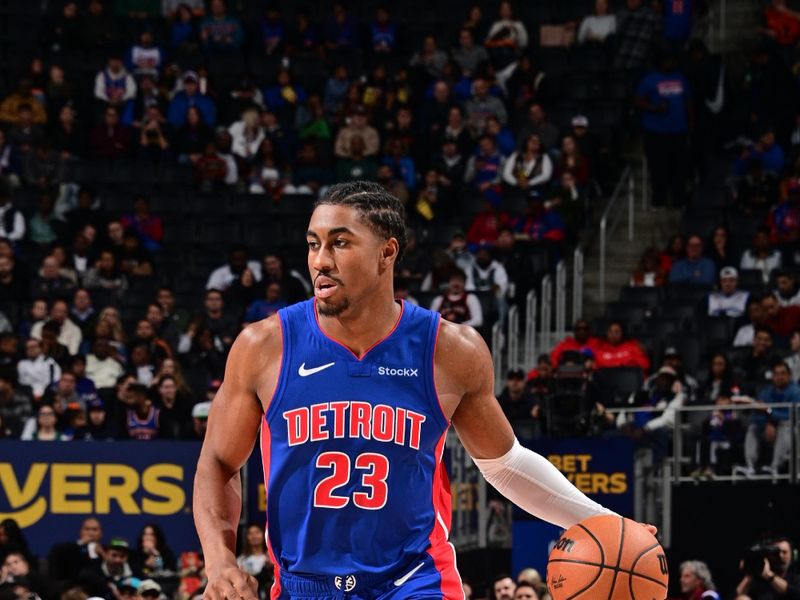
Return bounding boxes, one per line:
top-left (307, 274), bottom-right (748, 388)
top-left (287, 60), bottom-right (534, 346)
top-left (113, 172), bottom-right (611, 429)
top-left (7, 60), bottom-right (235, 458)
top-left (194, 182), bottom-right (655, 600)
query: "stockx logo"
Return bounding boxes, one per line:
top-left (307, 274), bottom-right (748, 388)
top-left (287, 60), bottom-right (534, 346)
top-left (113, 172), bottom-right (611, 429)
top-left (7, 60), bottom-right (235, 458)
top-left (377, 366), bottom-right (419, 377)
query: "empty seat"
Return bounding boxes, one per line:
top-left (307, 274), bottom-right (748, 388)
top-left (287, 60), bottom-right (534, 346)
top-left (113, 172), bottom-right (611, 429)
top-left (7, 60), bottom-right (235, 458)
top-left (619, 286), bottom-right (664, 310)
top-left (604, 302), bottom-right (648, 329)
top-left (594, 367), bottom-right (644, 406)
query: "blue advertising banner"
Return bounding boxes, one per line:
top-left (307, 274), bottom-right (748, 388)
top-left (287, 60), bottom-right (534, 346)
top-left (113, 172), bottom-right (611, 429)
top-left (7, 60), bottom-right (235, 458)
top-left (511, 436), bottom-right (635, 577)
top-left (0, 441), bottom-right (202, 556)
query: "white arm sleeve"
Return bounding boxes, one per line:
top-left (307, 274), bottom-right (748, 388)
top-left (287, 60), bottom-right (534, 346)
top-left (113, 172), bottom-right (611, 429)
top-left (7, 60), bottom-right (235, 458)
top-left (471, 439), bottom-right (616, 529)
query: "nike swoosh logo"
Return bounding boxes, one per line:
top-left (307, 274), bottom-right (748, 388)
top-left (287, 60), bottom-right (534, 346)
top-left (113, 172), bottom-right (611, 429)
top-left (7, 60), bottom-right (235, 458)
top-left (394, 562), bottom-right (425, 587)
top-left (298, 361), bottom-right (336, 377)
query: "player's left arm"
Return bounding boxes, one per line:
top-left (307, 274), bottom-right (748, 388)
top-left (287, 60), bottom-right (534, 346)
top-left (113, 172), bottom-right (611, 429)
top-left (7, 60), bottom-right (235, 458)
top-left (445, 323), bottom-right (636, 531)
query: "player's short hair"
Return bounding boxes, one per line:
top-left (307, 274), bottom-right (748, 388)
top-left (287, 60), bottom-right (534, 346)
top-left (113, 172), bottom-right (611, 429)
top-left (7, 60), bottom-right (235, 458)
top-left (315, 181), bottom-right (407, 262)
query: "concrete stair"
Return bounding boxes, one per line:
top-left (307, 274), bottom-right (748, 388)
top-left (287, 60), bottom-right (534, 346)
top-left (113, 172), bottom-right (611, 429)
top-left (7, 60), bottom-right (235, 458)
top-left (578, 166), bottom-right (681, 320)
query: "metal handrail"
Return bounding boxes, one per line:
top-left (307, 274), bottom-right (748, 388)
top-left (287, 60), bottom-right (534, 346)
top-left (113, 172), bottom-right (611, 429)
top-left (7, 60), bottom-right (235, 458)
top-left (605, 402), bottom-right (798, 485)
top-left (507, 304), bottom-right (519, 371)
top-left (524, 289), bottom-right (537, 369)
top-left (539, 274), bottom-right (552, 353)
top-left (555, 260), bottom-right (566, 335)
top-left (599, 166), bottom-right (634, 304)
top-left (572, 246), bottom-right (583, 323)
top-left (491, 321), bottom-right (504, 395)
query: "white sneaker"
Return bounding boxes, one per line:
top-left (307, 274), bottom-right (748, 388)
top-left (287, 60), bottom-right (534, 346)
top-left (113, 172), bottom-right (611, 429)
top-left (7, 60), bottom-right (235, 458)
top-left (733, 465), bottom-right (756, 478)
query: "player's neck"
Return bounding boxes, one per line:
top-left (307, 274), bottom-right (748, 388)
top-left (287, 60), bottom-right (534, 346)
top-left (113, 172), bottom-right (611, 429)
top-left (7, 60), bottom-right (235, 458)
top-left (317, 293), bottom-right (402, 359)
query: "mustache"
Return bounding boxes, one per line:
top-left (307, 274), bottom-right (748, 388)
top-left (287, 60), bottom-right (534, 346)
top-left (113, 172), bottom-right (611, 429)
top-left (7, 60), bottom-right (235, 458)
top-left (314, 273), bottom-right (343, 286)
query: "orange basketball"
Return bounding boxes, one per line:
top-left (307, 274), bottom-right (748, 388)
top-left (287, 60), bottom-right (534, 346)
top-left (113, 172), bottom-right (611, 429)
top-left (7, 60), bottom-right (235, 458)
top-left (546, 514), bottom-right (669, 600)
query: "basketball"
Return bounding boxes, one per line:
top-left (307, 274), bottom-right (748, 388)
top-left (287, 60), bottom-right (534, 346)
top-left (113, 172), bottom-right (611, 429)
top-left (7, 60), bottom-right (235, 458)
top-left (546, 515), bottom-right (669, 600)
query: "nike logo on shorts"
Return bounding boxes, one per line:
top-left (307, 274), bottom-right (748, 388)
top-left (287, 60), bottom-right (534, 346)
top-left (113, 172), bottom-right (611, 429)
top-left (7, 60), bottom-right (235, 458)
top-left (298, 361), bottom-right (336, 377)
top-left (394, 562), bottom-right (425, 586)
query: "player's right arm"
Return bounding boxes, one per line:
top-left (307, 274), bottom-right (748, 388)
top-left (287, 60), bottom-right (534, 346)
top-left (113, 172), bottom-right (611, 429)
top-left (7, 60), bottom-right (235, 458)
top-left (193, 318), bottom-right (281, 600)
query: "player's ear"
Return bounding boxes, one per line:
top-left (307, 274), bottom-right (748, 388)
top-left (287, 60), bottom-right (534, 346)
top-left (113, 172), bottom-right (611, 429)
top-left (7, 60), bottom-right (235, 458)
top-left (380, 238), bottom-right (399, 269)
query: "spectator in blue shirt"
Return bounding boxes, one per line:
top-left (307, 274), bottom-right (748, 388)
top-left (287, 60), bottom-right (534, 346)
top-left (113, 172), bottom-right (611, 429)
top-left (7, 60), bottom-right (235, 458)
top-left (200, 0), bottom-right (243, 53)
top-left (244, 282), bottom-right (287, 324)
top-left (740, 361), bottom-right (800, 474)
top-left (662, 0), bottom-right (693, 46)
top-left (668, 234), bottom-right (716, 285)
top-left (635, 52), bottom-right (693, 208)
top-left (734, 128), bottom-right (786, 176)
top-left (261, 6), bottom-right (285, 57)
top-left (370, 7), bottom-right (397, 62)
top-left (325, 3), bottom-right (358, 54)
top-left (167, 71), bottom-right (216, 127)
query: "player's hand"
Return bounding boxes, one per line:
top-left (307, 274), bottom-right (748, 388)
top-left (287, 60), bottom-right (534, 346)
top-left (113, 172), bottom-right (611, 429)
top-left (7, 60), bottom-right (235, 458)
top-left (205, 566), bottom-right (258, 600)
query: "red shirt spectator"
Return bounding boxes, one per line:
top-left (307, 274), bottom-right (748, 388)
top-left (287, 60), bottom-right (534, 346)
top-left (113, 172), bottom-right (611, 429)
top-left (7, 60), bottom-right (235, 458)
top-left (594, 321), bottom-right (650, 373)
top-left (550, 319), bottom-right (600, 367)
top-left (762, 293), bottom-right (800, 336)
top-left (467, 201), bottom-right (509, 248)
top-left (764, 1), bottom-right (800, 46)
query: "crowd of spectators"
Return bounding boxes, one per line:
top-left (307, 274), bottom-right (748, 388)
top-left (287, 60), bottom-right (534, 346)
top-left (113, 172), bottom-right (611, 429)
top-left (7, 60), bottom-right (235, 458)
top-left (0, 0), bottom-right (692, 443)
top-left (2, 514), bottom-right (798, 600)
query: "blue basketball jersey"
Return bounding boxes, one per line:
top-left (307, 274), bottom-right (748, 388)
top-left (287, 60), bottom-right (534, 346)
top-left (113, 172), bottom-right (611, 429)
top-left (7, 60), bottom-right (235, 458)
top-left (261, 299), bottom-right (462, 598)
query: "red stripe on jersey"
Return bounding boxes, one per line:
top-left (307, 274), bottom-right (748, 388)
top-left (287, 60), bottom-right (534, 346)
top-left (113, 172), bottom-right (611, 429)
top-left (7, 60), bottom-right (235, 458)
top-left (261, 419), bottom-right (282, 600)
top-left (427, 430), bottom-right (464, 600)
top-left (313, 298), bottom-right (405, 360)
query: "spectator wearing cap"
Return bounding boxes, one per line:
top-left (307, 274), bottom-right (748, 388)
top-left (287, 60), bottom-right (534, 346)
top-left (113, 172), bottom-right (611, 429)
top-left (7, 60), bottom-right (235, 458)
top-left (139, 579), bottom-right (163, 600)
top-left (707, 267), bottom-right (749, 317)
top-left (740, 227), bottom-right (783, 284)
top-left (190, 400), bottom-right (211, 439)
top-left (75, 397), bottom-right (114, 440)
top-left (617, 365), bottom-right (685, 459)
top-left (649, 346), bottom-right (700, 404)
top-left (498, 369), bottom-right (537, 423)
top-left (334, 105), bottom-right (380, 158)
top-left (578, 0), bottom-right (617, 44)
top-left (335, 135), bottom-right (378, 182)
top-left (78, 537), bottom-right (142, 600)
top-left (116, 577), bottom-right (143, 600)
top-left (551, 319), bottom-right (601, 367)
top-left (775, 270), bottom-right (800, 306)
top-left (668, 235), bottom-right (716, 286)
top-left (167, 71), bottom-right (217, 128)
top-left (200, 0), bottom-right (243, 53)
